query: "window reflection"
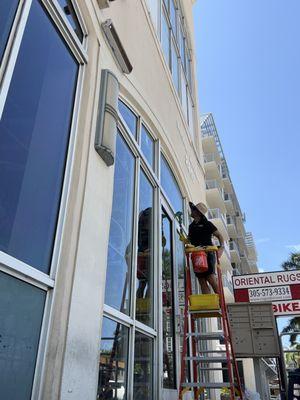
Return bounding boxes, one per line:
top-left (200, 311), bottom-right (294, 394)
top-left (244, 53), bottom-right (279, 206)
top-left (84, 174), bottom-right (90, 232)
top-left (0, 0), bottom-right (19, 62)
top-left (135, 172), bottom-right (154, 327)
top-left (176, 231), bottom-right (191, 383)
top-left (160, 155), bottom-right (184, 221)
top-left (98, 318), bottom-right (129, 400)
top-left (141, 125), bottom-right (155, 169)
top-left (161, 11), bottom-right (170, 66)
top-left (0, 0), bottom-right (78, 272)
top-left (105, 134), bottom-right (135, 315)
top-left (118, 100), bottom-right (137, 138)
top-left (133, 333), bottom-right (153, 400)
top-left (56, 0), bottom-right (83, 41)
top-left (161, 209), bottom-right (176, 388)
top-left (0, 271), bottom-right (46, 399)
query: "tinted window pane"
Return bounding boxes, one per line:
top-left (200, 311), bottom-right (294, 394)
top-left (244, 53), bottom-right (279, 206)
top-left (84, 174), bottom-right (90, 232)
top-left (181, 67), bottom-right (188, 119)
top-left (136, 171), bottom-right (154, 327)
top-left (171, 39), bottom-right (179, 92)
top-left (141, 125), bottom-right (154, 168)
top-left (160, 155), bottom-right (183, 219)
top-left (56, 0), bottom-right (83, 41)
top-left (0, 0), bottom-right (19, 62)
top-left (0, 272), bottom-right (46, 400)
top-left (161, 11), bottom-right (170, 67)
top-left (0, 0), bottom-right (78, 272)
top-left (105, 134), bottom-right (135, 314)
top-left (118, 100), bottom-right (137, 138)
top-left (98, 318), bottom-right (129, 400)
top-left (133, 333), bottom-right (153, 400)
top-left (161, 210), bottom-right (176, 388)
top-left (170, 0), bottom-right (177, 36)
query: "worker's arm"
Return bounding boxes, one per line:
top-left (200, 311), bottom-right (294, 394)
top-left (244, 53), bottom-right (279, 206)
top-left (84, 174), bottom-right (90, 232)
top-left (213, 230), bottom-right (224, 257)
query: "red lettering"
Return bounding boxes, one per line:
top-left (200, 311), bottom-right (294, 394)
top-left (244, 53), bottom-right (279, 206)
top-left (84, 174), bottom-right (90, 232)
top-left (241, 278), bottom-right (247, 286)
top-left (292, 302), bottom-right (300, 311)
top-left (283, 303), bottom-right (292, 312)
top-left (273, 304), bottom-right (278, 313)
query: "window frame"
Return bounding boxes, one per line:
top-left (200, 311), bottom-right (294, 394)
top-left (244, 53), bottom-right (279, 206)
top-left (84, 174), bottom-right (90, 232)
top-left (102, 98), bottom-right (188, 399)
top-left (0, 0), bottom-right (87, 397)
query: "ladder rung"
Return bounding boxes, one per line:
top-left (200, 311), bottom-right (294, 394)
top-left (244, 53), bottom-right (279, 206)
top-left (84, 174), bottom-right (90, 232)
top-left (182, 382), bottom-right (231, 389)
top-left (189, 309), bottom-right (222, 318)
top-left (187, 332), bottom-right (224, 340)
top-left (185, 356), bottom-right (229, 363)
top-left (198, 350), bottom-right (227, 354)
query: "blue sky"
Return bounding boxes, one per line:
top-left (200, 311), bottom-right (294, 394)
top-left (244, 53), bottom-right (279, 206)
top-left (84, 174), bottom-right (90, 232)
top-left (194, 0), bottom-right (300, 274)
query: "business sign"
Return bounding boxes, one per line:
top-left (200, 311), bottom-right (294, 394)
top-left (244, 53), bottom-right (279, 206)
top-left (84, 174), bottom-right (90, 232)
top-left (232, 270), bottom-right (300, 316)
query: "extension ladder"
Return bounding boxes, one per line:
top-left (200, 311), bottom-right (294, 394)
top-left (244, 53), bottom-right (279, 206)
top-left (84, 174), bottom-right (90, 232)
top-left (178, 245), bottom-right (244, 400)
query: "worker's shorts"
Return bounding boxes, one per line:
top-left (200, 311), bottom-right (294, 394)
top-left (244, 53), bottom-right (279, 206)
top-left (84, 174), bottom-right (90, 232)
top-left (195, 252), bottom-right (216, 278)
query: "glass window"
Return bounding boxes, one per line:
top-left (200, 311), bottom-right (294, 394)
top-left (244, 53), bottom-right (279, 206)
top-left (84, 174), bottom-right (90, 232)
top-left (161, 210), bottom-right (176, 389)
top-left (105, 134), bottom-right (135, 315)
top-left (179, 25), bottom-right (185, 64)
top-left (180, 67), bottom-right (188, 119)
top-left (133, 333), bottom-right (153, 400)
top-left (160, 155), bottom-right (184, 219)
top-left (161, 11), bottom-right (170, 67)
top-left (0, 271), bottom-right (46, 400)
top-left (187, 93), bottom-right (194, 139)
top-left (163, 0), bottom-right (169, 11)
top-left (0, 0), bottom-right (19, 63)
top-left (170, 0), bottom-right (177, 36)
top-left (0, 0), bottom-right (78, 273)
top-left (118, 100), bottom-right (137, 138)
top-left (171, 39), bottom-right (179, 92)
top-left (98, 317), bottom-right (129, 400)
top-left (135, 171), bottom-right (154, 327)
top-left (146, 0), bottom-right (159, 30)
top-left (141, 125), bottom-right (155, 168)
top-left (56, 0), bottom-right (83, 41)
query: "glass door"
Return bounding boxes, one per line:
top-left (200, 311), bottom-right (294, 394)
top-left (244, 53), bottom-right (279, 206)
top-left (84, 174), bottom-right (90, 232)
top-left (161, 202), bottom-right (186, 399)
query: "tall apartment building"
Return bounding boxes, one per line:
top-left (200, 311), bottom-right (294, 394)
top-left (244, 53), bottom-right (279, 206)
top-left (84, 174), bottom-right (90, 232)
top-left (200, 113), bottom-right (258, 278)
top-left (200, 113), bottom-right (259, 395)
top-left (0, 1), bottom-right (209, 399)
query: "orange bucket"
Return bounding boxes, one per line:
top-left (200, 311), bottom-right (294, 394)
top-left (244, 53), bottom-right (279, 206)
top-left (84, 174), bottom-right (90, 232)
top-left (191, 251), bottom-right (208, 274)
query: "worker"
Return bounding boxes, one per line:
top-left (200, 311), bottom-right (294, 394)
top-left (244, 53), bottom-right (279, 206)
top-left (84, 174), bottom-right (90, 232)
top-left (188, 201), bottom-right (224, 294)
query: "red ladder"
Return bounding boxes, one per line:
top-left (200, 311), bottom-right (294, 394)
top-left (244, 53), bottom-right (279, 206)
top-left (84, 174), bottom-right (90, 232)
top-left (178, 246), bottom-right (244, 400)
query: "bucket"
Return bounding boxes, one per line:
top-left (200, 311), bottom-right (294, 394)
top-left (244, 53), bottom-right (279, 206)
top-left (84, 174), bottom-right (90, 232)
top-left (191, 250), bottom-right (208, 274)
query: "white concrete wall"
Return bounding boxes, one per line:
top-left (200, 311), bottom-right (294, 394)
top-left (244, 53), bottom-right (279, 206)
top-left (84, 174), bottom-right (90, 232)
top-left (39, 0), bottom-right (206, 399)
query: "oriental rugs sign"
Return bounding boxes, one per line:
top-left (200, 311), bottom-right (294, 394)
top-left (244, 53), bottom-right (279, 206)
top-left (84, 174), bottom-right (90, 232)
top-left (232, 270), bottom-right (300, 316)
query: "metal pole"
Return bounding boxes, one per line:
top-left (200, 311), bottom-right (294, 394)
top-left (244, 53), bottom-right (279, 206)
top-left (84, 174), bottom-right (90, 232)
top-left (276, 318), bottom-right (288, 400)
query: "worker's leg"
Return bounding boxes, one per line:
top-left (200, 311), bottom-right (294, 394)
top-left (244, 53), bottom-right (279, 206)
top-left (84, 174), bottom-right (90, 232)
top-left (197, 276), bottom-right (211, 294)
top-left (207, 274), bottom-right (219, 294)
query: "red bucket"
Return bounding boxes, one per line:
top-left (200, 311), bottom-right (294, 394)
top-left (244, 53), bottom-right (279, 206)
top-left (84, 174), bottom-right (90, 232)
top-left (191, 251), bottom-right (208, 274)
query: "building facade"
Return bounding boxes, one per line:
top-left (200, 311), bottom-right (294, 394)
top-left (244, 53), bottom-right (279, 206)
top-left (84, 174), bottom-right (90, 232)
top-left (0, 1), bottom-right (208, 399)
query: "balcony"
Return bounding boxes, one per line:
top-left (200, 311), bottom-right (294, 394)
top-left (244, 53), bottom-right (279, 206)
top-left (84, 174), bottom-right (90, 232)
top-left (206, 180), bottom-right (226, 213)
top-left (203, 153), bottom-right (222, 181)
top-left (201, 130), bottom-right (219, 154)
top-left (229, 240), bottom-right (240, 264)
top-left (221, 163), bottom-right (232, 193)
top-left (226, 215), bottom-right (237, 238)
top-left (208, 208), bottom-right (228, 240)
top-left (223, 192), bottom-right (234, 214)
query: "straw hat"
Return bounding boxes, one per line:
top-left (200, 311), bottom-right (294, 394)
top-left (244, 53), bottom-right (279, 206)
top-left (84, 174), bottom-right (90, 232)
top-left (190, 201), bottom-right (208, 215)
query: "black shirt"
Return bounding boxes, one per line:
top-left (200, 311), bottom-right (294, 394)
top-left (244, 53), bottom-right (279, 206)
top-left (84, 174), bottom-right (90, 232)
top-left (188, 219), bottom-right (217, 246)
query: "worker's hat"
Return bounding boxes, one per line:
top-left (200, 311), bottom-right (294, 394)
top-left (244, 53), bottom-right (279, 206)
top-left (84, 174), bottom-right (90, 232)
top-left (189, 201), bottom-right (208, 215)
